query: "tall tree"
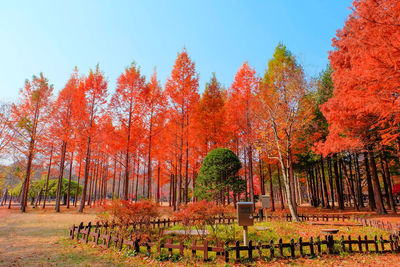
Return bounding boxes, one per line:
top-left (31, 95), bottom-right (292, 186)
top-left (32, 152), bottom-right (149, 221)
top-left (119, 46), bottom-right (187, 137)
top-left (110, 63), bottom-right (146, 200)
top-left (258, 44), bottom-right (312, 221)
top-left (11, 73), bottom-right (53, 212)
top-left (78, 65), bottom-right (108, 212)
top-left (165, 48), bottom-right (199, 208)
top-left (226, 62), bottom-right (259, 204)
top-left (195, 73), bottom-right (227, 154)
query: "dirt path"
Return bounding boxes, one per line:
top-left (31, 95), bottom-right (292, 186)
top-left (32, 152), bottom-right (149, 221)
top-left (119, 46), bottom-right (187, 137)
top-left (0, 207), bottom-right (112, 266)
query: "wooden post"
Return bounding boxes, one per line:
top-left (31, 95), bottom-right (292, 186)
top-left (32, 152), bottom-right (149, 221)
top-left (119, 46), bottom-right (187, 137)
top-left (203, 240), bottom-right (208, 261)
top-left (374, 236), bottom-right (379, 253)
top-left (290, 239), bottom-right (295, 258)
top-left (269, 240), bottom-right (275, 258)
top-left (298, 237), bottom-right (303, 256)
top-left (310, 237), bottom-right (314, 256)
top-left (248, 240), bottom-right (253, 261)
top-left (235, 241), bottom-right (240, 261)
top-left (316, 236), bottom-right (321, 254)
top-left (358, 235), bottom-right (363, 252)
top-left (224, 241), bottom-right (229, 263)
top-left (279, 238), bottom-right (283, 257)
top-left (348, 236), bottom-right (352, 252)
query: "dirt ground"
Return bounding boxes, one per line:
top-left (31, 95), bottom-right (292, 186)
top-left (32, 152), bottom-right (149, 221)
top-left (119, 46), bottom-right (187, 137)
top-left (1, 204), bottom-right (400, 266)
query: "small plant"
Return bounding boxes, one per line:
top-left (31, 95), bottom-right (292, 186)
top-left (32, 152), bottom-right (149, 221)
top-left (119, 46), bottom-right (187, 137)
top-left (101, 199), bottom-right (159, 239)
top-left (174, 200), bottom-right (235, 240)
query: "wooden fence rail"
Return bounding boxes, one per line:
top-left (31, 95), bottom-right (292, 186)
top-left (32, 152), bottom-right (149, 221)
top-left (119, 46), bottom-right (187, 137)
top-left (353, 216), bottom-right (400, 233)
top-left (69, 213), bottom-right (352, 233)
top-left (69, 221), bottom-right (400, 263)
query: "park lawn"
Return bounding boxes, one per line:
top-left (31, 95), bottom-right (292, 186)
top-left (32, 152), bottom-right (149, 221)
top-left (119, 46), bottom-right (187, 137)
top-left (1, 206), bottom-right (400, 266)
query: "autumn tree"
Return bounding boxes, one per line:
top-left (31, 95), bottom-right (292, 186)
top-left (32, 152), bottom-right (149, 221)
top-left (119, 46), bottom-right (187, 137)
top-left (11, 73), bottom-right (53, 212)
top-left (109, 63), bottom-right (146, 201)
top-left (143, 70), bottom-right (167, 199)
top-left (317, 0), bottom-right (400, 214)
top-left (194, 73), bottom-right (227, 154)
top-left (258, 44), bottom-right (312, 221)
top-left (78, 65), bottom-right (108, 212)
top-left (52, 68), bottom-right (81, 212)
top-left (226, 62), bottom-right (259, 204)
top-left (165, 48), bottom-right (199, 208)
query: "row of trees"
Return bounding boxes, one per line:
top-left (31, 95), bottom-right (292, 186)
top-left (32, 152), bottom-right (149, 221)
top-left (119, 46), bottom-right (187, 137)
top-left (1, 0), bottom-right (399, 219)
top-left (0, 44), bottom-right (309, 220)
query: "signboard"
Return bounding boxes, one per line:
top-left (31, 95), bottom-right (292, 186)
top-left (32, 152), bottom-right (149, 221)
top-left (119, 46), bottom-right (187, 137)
top-left (260, 195), bottom-right (271, 209)
top-left (237, 202), bottom-right (254, 226)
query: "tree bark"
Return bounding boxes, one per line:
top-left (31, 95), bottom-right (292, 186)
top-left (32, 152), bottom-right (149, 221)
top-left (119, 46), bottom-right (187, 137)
top-left (276, 163), bottom-right (284, 209)
top-left (367, 149), bottom-right (386, 214)
top-left (55, 141), bottom-right (67, 212)
top-left (320, 156), bottom-right (330, 208)
top-left (267, 164), bottom-right (275, 211)
top-left (363, 151), bottom-right (376, 210)
top-left (333, 154), bottom-right (344, 210)
top-left (43, 146), bottom-right (53, 209)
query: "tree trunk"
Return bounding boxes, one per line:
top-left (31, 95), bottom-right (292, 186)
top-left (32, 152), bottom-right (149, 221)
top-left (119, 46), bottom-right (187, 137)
top-left (147, 119), bottom-right (153, 199)
top-left (383, 155), bottom-right (396, 214)
top-left (248, 146), bottom-right (255, 205)
top-left (276, 163), bottom-right (284, 209)
top-left (66, 151), bottom-right (74, 208)
top-left (367, 149), bottom-right (386, 214)
top-left (267, 164), bottom-right (275, 211)
top-left (43, 146), bottom-right (53, 209)
top-left (74, 159), bottom-right (82, 207)
top-left (333, 154), bottom-right (344, 209)
top-left (320, 156), bottom-right (330, 208)
top-left (327, 157), bottom-right (335, 208)
top-left (353, 153), bottom-right (364, 208)
top-left (56, 141), bottom-right (67, 212)
top-left (363, 151), bottom-right (376, 210)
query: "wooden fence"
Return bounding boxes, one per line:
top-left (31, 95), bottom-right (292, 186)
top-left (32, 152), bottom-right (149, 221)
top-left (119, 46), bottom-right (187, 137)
top-left (72, 213), bottom-right (352, 231)
top-left (69, 220), bottom-right (400, 263)
top-left (354, 216), bottom-right (400, 233)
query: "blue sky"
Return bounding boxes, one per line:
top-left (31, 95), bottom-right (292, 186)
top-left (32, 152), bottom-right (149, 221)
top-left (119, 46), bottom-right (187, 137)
top-left (0, 0), bottom-right (352, 102)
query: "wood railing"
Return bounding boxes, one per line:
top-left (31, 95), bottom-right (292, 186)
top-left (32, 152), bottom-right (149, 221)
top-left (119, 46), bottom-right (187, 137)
top-left (69, 219), bottom-right (400, 263)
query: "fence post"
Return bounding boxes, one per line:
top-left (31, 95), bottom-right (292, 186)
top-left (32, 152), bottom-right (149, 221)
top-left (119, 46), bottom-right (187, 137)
top-left (378, 235), bottom-right (384, 252)
top-left (77, 222), bottom-right (83, 241)
top-left (269, 240), bottom-right (275, 258)
top-left (328, 235), bottom-right (334, 254)
top-left (394, 235), bottom-right (399, 252)
top-left (203, 239), bottom-right (208, 261)
top-left (341, 235), bottom-right (345, 252)
top-left (85, 222), bottom-right (91, 244)
top-left (374, 235), bottom-right (379, 253)
top-left (358, 235), bottom-right (363, 252)
top-left (279, 238), bottom-right (283, 257)
top-left (348, 236), bottom-right (352, 253)
top-left (70, 224), bottom-right (75, 239)
top-left (364, 235), bottom-right (368, 252)
top-left (191, 240), bottom-right (196, 257)
top-left (235, 241), bottom-right (240, 261)
top-left (248, 240), bottom-right (253, 261)
top-left (179, 239), bottom-right (184, 256)
top-left (299, 237), bottom-right (303, 256)
top-left (257, 241), bottom-right (262, 258)
top-left (224, 241), bottom-right (230, 263)
top-left (316, 236), bottom-right (321, 254)
top-left (290, 239), bottom-right (295, 258)
top-left (310, 237), bottom-right (314, 256)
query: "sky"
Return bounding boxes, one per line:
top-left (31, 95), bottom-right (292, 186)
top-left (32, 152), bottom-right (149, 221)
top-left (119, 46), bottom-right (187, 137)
top-left (0, 0), bottom-right (352, 102)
